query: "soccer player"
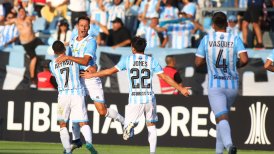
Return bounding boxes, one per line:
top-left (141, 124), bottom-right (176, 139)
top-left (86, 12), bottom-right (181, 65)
top-left (49, 41), bottom-right (97, 154)
top-left (264, 49), bottom-right (274, 72)
top-left (56, 16), bottom-right (125, 146)
top-left (195, 12), bottom-right (248, 154)
top-left (80, 36), bottom-right (191, 154)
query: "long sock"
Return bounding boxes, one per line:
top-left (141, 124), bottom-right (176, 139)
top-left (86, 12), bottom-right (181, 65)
top-left (106, 108), bottom-right (125, 125)
top-left (219, 120), bottom-right (233, 150)
top-left (147, 125), bottom-right (157, 153)
top-left (72, 122), bottom-right (81, 140)
top-left (60, 127), bottom-right (71, 153)
top-left (80, 125), bottom-right (92, 144)
top-left (216, 124), bottom-right (224, 154)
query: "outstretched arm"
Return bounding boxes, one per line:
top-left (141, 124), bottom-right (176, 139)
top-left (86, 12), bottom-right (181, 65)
top-left (80, 67), bottom-right (119, 78)
top-left (56, 55), bottom-right (91, 66)
top-left (157, 73), bottom-right (191, 97)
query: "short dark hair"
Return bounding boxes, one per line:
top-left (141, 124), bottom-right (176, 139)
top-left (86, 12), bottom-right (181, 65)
top-left (165, 55), bottom-right (175, 64)
top-left (52, 41), bottom-right (66, 54)
top-left (131, 36), bottom-right (147, 53)
top-left (18, 7), bottom-right (26, 12)
top-left (77, 16), bottom-right (90, 24)
top-left (212, 12), bottom-right (228, 29)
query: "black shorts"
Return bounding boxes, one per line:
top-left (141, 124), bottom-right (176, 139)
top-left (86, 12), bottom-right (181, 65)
top-left (243, 4), bottom-right (263, 23)
top-left (22, 37), bottom-right (44, 59)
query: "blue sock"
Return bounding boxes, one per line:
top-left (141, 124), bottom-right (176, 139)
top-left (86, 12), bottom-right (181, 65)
top-left (216, 124), bottom-right (224, 154)
top-left (219, 120), bottom-right (233, 150)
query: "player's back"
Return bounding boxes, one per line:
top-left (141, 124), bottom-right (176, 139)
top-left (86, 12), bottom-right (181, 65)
top-left (50, 59), bottom-right (84, 95)
top-left (200, 32), bottom-right (245, 89)
top-left (117, 54), bottom-right (163, 104)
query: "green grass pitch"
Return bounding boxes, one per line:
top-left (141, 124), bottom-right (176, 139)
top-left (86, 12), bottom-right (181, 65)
top-left (0, 141), bottom-right (272, 154)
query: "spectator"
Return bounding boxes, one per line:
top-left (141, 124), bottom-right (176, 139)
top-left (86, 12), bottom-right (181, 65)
top-left (227, 15), bottom-right (240, 37)
top-left (69, 0), bottom-right (87, 28)
top-left (155, 15), bottom-right (195, 49)
top-left (138, 0), bottom-right (159, 20)
top-left (21, 0), bottom-right (35, 16)
top-left (0, 4), bottom-right (4, 22)
top-left (103, 0), bottom-right (130, 29)
top-left (48, 19), bottom-right (71, 46)
top-left (37, 60), bottom-right (57, 91)
top-left (41, 0), bottom-right (68, 23)
top-left (7, 7), bottom-right (44, 88)
top-left (33, 0), bottom-right (46, 17)
top-left (0, 12), bottom-right (19, 49)
top-left (159, 55), bottom-right (182, 94)
top-left (242, 0), bottom-right (264, 49)
top-left (90, 0), bottom-right (108, 45)
top-left (136, 17), bottom-right (168, 48)
top-left (157, 0), bottom-right (179, 21)
top-left (181, 0), bottom-right (197, 20)
top-left (96, 17), bottom-right (131, 49)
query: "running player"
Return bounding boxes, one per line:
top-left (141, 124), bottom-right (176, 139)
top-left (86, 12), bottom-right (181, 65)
top-left (195, 12), bottom-right (248, 154)
top-left (49, 41), bottom-right (97, 154)
top-left (264, 49), bottom-right (274, 72)
top-left (56, 16), bottom-right (125, 147)
top-left (80, 36), bottom-right (190, 154)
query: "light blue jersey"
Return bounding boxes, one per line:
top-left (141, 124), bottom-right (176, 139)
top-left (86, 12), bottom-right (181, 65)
top-left (50, 59), bottom-right (84, 95)
top-left (196, 32), bottom-right (247, 89)
top-left (267, 49), bottom-right (274, 62)
top-left (68, 35), bottom-right (97, 70)
top-left (115, 54), bottom-right (163, 104)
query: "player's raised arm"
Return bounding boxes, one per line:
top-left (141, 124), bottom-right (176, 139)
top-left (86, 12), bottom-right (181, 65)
top-left (56, 55), bottom-right (92, 66)
top-left (157, 73), bottom-right (191, 97)
top-left (80, 67), bottom-right (119, 78)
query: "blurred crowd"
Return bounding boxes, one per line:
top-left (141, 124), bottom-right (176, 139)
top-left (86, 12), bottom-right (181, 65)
top-left (0, 0), bottom-right (274, 88)
top-left (1, 0), bottom-right (274, 51)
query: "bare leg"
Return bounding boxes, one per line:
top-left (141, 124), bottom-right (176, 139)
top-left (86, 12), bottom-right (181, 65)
top-left (253, 22), bottom-right (263, 44)
top-left (242, 20), bottom-right (249, 45)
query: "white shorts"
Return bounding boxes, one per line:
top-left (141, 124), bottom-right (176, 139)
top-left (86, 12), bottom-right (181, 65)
top-left (57, 95), bottom-right (89, 123)
top-left (81, 77), bottom-right (105, 103)
top-left (208, 88), bottom-right (238, 118)
top-left (125, 102), bottom-right (158, 126)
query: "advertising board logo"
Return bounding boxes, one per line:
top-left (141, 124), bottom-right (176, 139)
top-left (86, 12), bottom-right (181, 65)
top-left (245, 102), bottom-right (270, 145)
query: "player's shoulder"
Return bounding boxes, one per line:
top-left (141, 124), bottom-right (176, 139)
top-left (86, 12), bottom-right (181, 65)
top-left (86, 35), bottom-right (96, 43)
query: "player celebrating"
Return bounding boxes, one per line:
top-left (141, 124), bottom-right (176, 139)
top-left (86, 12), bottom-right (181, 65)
top-left (195, 12), bottom-right (248, 154)
top-left (49, 41), bottom-right (97, 154)
top-left (264, 49), bottom-right (274, 72)
top-left (56, 16), bottom-right (125, 147)
top-left (81, 36), bottom-right (191, 154)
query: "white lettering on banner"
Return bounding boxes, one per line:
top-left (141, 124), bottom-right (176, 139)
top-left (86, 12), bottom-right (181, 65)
top-left (7, 101), bottom-right (22, 130)
top-left (191, 107), bottom-right (208, 137)
top-left (101, 105), bottom-right (123, 134)
top-left (51, 103), bottom-right (59, 132)
top-left (171, 107), bottom-right (190, 136)
top-left (243, 72), bottom-right (274, 96)
top-left (33, 102), bottom-right (50, 132)
top-left (6, 101), bottom-right (219, 137)
top-left (24, 101), bottom-right (31, 131)
top-left (209, 111), bottom-right (216, 138)
top-left (157, 105), bottom-right (171, 136)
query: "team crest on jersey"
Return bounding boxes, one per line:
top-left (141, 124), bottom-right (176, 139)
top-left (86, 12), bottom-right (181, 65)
top-left (138, 56), bottom-right (143, 60)
top-left (220, 34), bottom-right (224, 40)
